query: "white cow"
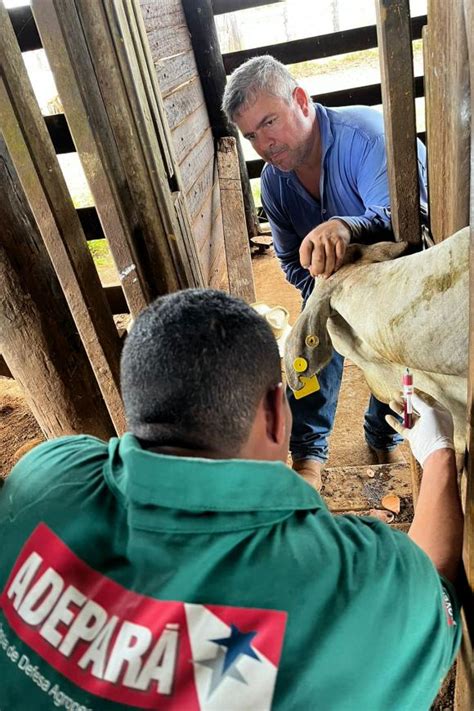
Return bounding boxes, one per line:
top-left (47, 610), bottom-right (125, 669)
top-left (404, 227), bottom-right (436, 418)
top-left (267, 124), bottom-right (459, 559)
top-left (284, 227), bottom-right (469, 452)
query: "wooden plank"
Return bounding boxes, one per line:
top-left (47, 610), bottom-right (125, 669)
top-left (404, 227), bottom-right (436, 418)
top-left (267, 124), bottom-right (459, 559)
top-left (139, 0), bottom-right (186, 30)
top-left (186, 154), bottom-right (215, 221)
top-left (213, 0), bottom-right (284, 14)
top-left (142, 22), bottom-right (191, 61)
top-left (320, 75), bottom-right (425, 108)
top-left (182, 0), bottom-right (258, 237)
top-left (0, 282), bottom-right (130, 380)
top-left (66, 0), bottom-right (199, 291)
top-left (155, 50), bottom-right (198, 98)
top-left (0, 138), bottom-right (115, 440)
top-left (193, 179), bottom-right (222, 251)
top-left (163, 76), bottom-right (206, 132)
top-left (132, 0), bottom-right (204, 287)
top-left (223, 15), bottom-right (426, 73)
top-left (32, 0), bottom-right (153, 318)
top-left (179, 128), bottom-right (214, 193)
top-left (425, 0), bottom-right (470, 243)
top-left (375, 0), bottom-right (421, 244)
top-left (0, 4), bottom-right (126, 434)
top-left (197, 200), bottom-right (227, 290)
top-left (457, 2), bottom-right (474, 707)
top-left (170, 101), bottom-right (210, 164)
top-left (217, 137), bottom-right (255, 302)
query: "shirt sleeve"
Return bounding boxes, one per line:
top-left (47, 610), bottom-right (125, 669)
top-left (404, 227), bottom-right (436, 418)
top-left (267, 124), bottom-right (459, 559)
top-left (0, 436), bottom-right (109, 519)
top-left (333, 514), bottom-right (461, 696)
top-left (330, 135), bottom-right (428, 242)
top-left (261, 168), bottom-right (315, 301)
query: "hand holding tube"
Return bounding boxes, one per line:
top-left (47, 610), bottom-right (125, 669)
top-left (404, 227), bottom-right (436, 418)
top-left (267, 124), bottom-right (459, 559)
top-left (385, 391), bottom-right (454, 466)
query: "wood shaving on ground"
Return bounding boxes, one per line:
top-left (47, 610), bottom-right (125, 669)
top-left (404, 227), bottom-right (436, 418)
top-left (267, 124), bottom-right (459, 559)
top-left (381, 494), bottom-right (401, 514)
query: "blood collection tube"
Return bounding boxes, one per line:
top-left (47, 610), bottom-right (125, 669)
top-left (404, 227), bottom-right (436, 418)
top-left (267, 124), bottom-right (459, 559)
top-left (402, 369), bottom-right (413, 429)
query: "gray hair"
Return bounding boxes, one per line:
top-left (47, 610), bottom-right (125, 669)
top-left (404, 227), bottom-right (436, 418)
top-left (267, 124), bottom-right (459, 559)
top-left (222, 55), bottom-right (298, 123)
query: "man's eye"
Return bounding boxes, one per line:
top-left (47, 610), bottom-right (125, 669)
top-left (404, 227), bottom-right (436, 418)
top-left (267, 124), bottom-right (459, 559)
top-left (265, 119), bottom-right (274, 126)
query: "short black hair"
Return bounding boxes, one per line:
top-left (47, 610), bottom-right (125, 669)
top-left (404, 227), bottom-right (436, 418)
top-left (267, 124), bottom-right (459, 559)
top-left (120, 289), bottom-right (282, 454)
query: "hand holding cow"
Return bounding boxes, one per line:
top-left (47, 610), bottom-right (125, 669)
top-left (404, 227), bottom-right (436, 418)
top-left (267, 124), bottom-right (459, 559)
top-left (299, 219), bottom-right (351, 278)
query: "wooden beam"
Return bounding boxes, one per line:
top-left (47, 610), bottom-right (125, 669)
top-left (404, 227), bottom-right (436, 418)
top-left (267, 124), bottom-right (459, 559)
top-left (32, 0), bottom-right (153, 318)
top-left (375, 0), bottom-right (421, 243)
top-left (69, 0), bottom-right (202, 292)
top-left (424, 0), bottom-right (470, 244)
top-left (181, 0), bottom-right (259, 238)
top-left (217, 137), bottom-right (256, 302)
top-left (0, 138), bottom-right (115, 441)
top-left (212, 0), bottom-right (283, 14)
top-left (223, 15), bottom-right (426, 73)
top-left (0, 3), bottom-right (126, 434)
top-left (456, 2), bottom-right (474, 706)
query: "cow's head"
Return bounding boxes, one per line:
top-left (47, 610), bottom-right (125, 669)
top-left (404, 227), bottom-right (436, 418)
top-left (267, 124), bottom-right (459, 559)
top-left (284, 240), bottom-right (410, 395)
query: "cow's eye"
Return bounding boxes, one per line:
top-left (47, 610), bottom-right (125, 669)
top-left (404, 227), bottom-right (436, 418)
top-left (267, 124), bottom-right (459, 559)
top-left (305, 335), bottom-right (319, 348)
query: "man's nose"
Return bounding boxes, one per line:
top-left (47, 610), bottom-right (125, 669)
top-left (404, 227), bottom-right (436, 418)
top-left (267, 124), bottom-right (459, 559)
top-left (259, 132), bottom-right (275, 153)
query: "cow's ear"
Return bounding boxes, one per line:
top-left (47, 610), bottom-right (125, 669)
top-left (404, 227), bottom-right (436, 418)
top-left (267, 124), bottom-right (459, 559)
top-left (341, 241), bottom-right (410, 268)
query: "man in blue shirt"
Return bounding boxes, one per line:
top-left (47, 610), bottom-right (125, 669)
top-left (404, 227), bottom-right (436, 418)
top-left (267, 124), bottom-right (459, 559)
top-left (222, 55), bottom-right (428, 488)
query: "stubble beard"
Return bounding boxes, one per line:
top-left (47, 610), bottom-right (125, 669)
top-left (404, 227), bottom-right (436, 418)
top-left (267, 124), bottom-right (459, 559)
top-left (266, 132), bottom-right (314, 172)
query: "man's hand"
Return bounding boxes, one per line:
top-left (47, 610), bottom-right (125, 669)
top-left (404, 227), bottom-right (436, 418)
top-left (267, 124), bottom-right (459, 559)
top-left (385, 391), bottom-right (455, 467)
top-left (299, 219), bottom-right (351, 278)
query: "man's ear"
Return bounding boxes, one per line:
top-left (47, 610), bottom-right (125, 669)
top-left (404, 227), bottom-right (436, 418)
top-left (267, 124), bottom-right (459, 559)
top-left (293, 86), bottom-right (310, 116)
top-left (264, 383), bottom-right (287, 446)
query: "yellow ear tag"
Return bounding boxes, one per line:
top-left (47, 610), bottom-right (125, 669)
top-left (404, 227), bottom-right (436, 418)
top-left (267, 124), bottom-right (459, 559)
top-left (294, 374), bottom-right (320, 399)
top-left (293, 357), bottom-right (308, 373)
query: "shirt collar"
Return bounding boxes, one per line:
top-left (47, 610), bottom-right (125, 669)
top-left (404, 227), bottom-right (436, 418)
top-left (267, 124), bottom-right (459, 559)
top-left (107, 433), bottom-right (321, 514)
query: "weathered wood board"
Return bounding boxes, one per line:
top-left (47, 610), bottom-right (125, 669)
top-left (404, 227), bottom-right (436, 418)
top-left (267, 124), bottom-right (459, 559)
top-left (425, 0), bottom-right (470, 243)
top-left (140, 0), bottom-right (228, 290)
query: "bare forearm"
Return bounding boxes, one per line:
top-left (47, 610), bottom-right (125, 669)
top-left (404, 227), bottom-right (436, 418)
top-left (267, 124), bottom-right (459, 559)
top-left (408, 449), bottom-right (464, 584)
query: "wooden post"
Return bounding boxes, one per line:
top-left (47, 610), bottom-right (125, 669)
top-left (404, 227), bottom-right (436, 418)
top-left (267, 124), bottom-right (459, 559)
top-left (217, 137), bottom-right (256, 302)
top-left (425, 0), bottom-right (470, 244)
top-left (31, 0), bottom-right (152, 318)
top-left (181, 0), bottom-right (259, 239)
top-left (0, 140), bottom-right (115, 441)
top-left (455, 2), bottom-right (474, 706)
top-left (375, 0), bottom-right (421, 244)
top-left (0, 4), bottom-right (126, 434)
top-left (32, 0), bottom-right (203, 296)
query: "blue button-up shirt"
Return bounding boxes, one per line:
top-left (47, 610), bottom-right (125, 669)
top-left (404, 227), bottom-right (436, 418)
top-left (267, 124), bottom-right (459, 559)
top-left (261, 103), bottom-right (428, 300)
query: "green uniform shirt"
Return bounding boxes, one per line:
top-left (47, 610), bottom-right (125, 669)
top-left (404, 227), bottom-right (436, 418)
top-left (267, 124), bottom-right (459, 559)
top-left (0, 435), bottom-right (460, 710)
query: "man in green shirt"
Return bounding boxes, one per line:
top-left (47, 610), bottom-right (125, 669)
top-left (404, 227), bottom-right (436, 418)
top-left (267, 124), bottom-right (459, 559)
top-left (0, 289), bottom-right (463, 710)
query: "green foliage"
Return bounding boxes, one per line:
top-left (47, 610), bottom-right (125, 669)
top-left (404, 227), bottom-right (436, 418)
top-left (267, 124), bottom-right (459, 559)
top-left (88, 239), bottom-right (114, 269)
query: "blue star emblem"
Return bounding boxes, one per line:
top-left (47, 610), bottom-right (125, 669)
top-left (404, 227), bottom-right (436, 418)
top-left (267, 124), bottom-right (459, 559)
top-left (211, 624), bottom-right (261, 672)
top-left (193, 623), bottom-right (262, 697)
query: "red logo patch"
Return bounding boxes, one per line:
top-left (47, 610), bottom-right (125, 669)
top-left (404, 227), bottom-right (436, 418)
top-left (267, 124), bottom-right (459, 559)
top-left (1, 524), bottom-right (286, 709)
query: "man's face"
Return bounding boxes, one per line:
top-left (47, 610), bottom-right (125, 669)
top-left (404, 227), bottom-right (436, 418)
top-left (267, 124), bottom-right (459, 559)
top-left (234, 89), bottom-right (313, 172)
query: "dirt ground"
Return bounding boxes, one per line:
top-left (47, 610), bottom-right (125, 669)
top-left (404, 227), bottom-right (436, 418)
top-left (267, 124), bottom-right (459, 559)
top-left (0, 247), bottom-right (455, 708)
